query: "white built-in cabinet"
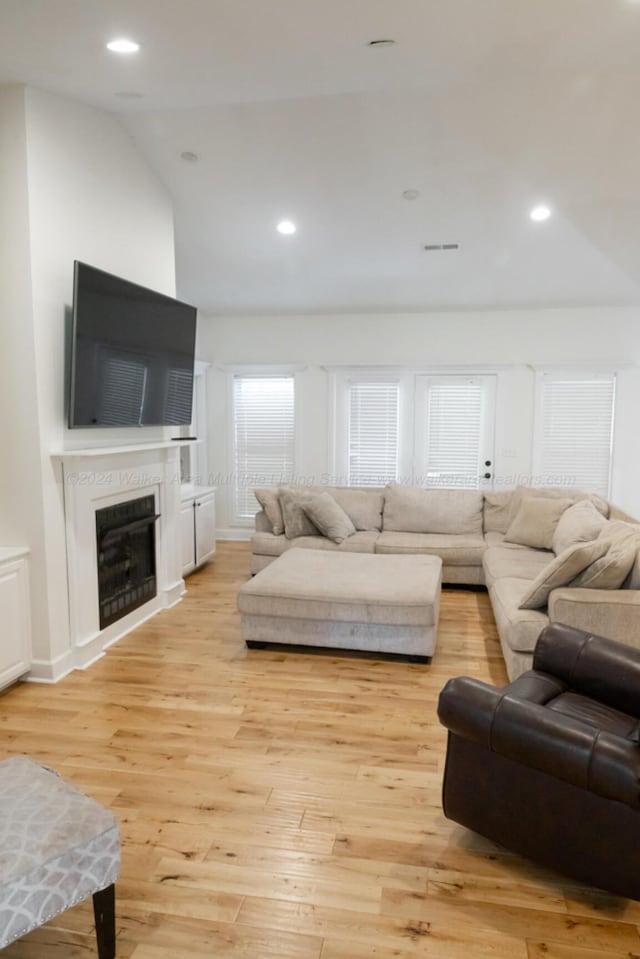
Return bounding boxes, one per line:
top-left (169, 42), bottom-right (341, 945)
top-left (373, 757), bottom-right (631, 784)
top-left (0, 548), bottom-right (31, 689)
top-left (179, 360), bottom-right (216, 576)
top-left (180, 487), bottom-right (217, 576)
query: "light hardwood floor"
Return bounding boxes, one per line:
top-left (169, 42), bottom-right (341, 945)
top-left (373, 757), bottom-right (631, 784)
top-left (2, 542), bottom-right (639, 958)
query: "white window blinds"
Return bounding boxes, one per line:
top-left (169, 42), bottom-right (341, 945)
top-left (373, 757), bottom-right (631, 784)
top-left (348, 381), bottom-right (399, 486)
top-left (416, 376), bottom-right (495, 489)
top-left (233, 375), bottom-right (295, 520)
top-left (535, 373), bottom-right (615, 497)
top-left (99, 352), bottom-right (148, 426)
top-left (164, 368), bottom-right (194, 425)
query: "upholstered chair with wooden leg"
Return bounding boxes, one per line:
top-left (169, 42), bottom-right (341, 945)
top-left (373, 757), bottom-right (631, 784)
top-left (0, 756), bottom-right (120, 957)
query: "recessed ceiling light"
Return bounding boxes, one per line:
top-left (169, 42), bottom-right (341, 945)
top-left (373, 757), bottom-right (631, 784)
top-left (180, 151), bottom-right (199, 162)
top-left (402, 189), bottom-right (420, 201)
top-left (368, 39), bottom-right (396, 48)
top-left (530, 204), bottom-right (552, 222)
top-left (106, 38), bottom-right (140, 54)
top-left (277, 220), bottom-right (296, 235)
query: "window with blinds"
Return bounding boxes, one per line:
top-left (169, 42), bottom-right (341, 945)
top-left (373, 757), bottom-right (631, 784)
top-left (534, 373), bottom-right (616, 497)
top-left (232, 375), bottom-right (295, 521)
top-left (164, 368), bottom-right (194, 425)
top-left (416, 375), bottom-right (495, 488)
top-left (99, 352), bottom-right (148, 426)
top-left (347, 380), bottom-right (400, 486)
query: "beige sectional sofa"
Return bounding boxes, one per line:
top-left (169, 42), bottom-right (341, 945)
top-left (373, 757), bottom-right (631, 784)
top-left (251, 483), bottom-right (640, 679)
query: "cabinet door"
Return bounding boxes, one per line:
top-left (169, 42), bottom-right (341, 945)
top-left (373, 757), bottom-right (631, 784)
top-left (0, 559), bottom-right (31, 689)
top-left (195, 493), bottom-right (216, 566)
top-left (180, 501), bottom-right (196, 576)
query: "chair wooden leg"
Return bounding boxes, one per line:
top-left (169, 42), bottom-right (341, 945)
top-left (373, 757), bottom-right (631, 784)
top-left (93, 884), bottom-right (116, 959)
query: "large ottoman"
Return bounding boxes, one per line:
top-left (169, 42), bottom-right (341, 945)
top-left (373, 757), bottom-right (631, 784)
top-left (238, 548), bottom-right (442, 661)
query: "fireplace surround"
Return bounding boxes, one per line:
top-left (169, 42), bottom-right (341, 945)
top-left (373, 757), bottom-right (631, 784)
top-left (51, 442), bottom-right (186, 679)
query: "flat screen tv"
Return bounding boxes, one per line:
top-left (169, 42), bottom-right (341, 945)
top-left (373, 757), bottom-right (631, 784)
top-left (69, 261), bottom-right (197, 428)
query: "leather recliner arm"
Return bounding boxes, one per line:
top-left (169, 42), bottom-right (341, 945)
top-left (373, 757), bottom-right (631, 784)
top-left (438, 677), bottom-right (640, 809)
top-left (534, 622), bottom-right (640, 717)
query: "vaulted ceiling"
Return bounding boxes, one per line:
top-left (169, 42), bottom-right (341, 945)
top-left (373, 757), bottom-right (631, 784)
top-left (2, 0), bottom-right (640, 312)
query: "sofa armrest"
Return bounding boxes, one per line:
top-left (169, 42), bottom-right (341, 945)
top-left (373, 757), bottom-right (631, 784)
top-left (533, 620), bottom-right (640, 719)
top-left (548, 587), bottom-right (640, 648)
top-left (255, 509), bottom-right (272, 533)
top-left (438, 677), bottom-right (503, 747)
top-left (439, 674), bottom-right (640, 809)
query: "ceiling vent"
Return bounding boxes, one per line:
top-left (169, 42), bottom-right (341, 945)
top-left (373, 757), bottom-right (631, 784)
top-left (423, 243), bottom-right (460, 251)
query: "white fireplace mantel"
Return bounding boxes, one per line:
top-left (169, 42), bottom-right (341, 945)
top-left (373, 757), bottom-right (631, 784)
top-left (53, 444), bottom-right (186, 671)
top-left (52, 439), bottom-right (194, 458)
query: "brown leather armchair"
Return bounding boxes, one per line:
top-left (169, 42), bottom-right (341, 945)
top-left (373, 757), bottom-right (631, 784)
top-left (438, 622), bottom-right (640, 899)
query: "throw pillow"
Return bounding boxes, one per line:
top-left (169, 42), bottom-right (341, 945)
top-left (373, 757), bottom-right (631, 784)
top-left (302, 492), bottom-right (356, 544)
top-left (254, 488), bottom-right (285, 536)
top-left (518, 538), bottom-right (612, 609)
top-left (504, 496), bottom-right (574, 550)
top-left (507, 484), bottom-right (609, 526)
top-left (570, 531), bottom-right (640, 589)
top-left (483, 490), bottom-right (512, 534)
top-left (551, 500), bottom-right (608, 555)
top-left (279, 488), bottom-right (320, 539)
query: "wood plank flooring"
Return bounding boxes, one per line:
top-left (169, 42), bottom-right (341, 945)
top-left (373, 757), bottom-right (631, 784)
top-left (2, 542), bottom-right (639, 958)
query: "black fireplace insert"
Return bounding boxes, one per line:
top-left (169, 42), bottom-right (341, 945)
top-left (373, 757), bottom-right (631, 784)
top-left (95, 495), bottom-right (159, 630)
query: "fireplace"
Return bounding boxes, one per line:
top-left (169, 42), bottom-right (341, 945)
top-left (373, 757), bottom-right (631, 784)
top-left (95, 495), bottom-right (159, 630)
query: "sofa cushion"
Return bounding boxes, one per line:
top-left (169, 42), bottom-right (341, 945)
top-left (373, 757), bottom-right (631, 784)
top-left (505, 496), bottom-right (573, 550)
top-left (279, 488), bottom-right (320, 539)
top-left (484, 531), bottom-right (534, 550)
top-left (518, 538), bottom-right (612, 610)
top-left (489, 578), bottom-right (550, 653)
top-left (302, 492), bottom-right (356, 544)
top-left (483, 490), bottom-right (512, 534)
top-left (329, 488), bottom-right (384, 531)
top-left (254, 488), bottom-right (285, 535)
top-left (483, 546), bottom-right (553, 588)
top-left (252, 530), bottom-right (378, 557)
top-left (552, 499), bottom-right (609, 555)
top-left (375, 531), bottom-right (484, 566)
top-left (383, 484), bottom-right (483, 535)
top-left (294, 531), bottom-right (379, 554)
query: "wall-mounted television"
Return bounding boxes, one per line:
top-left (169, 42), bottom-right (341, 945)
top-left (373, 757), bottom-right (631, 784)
top-left (69, 261), bottom-right (197, 428)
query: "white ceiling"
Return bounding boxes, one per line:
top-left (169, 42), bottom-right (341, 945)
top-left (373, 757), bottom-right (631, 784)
top-left (2, 0), bottom-right (640, 313)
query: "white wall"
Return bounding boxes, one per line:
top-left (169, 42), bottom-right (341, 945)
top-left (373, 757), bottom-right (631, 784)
top-left (198, 307), bottom-right (640, 532)
top-left (0, 84), bottom-right (177, 677)
top-left (0, 86), bottom-right (51, 657)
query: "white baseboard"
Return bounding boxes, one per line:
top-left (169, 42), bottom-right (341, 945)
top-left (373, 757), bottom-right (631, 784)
top-left (163, 578), bottom-right (186, 607)
top-left (217, 528), bottom-right (253, 542)
top-left (26, 590), bottom-right (185, 684)
top-left (27, 651), bottom-right (76, 684)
